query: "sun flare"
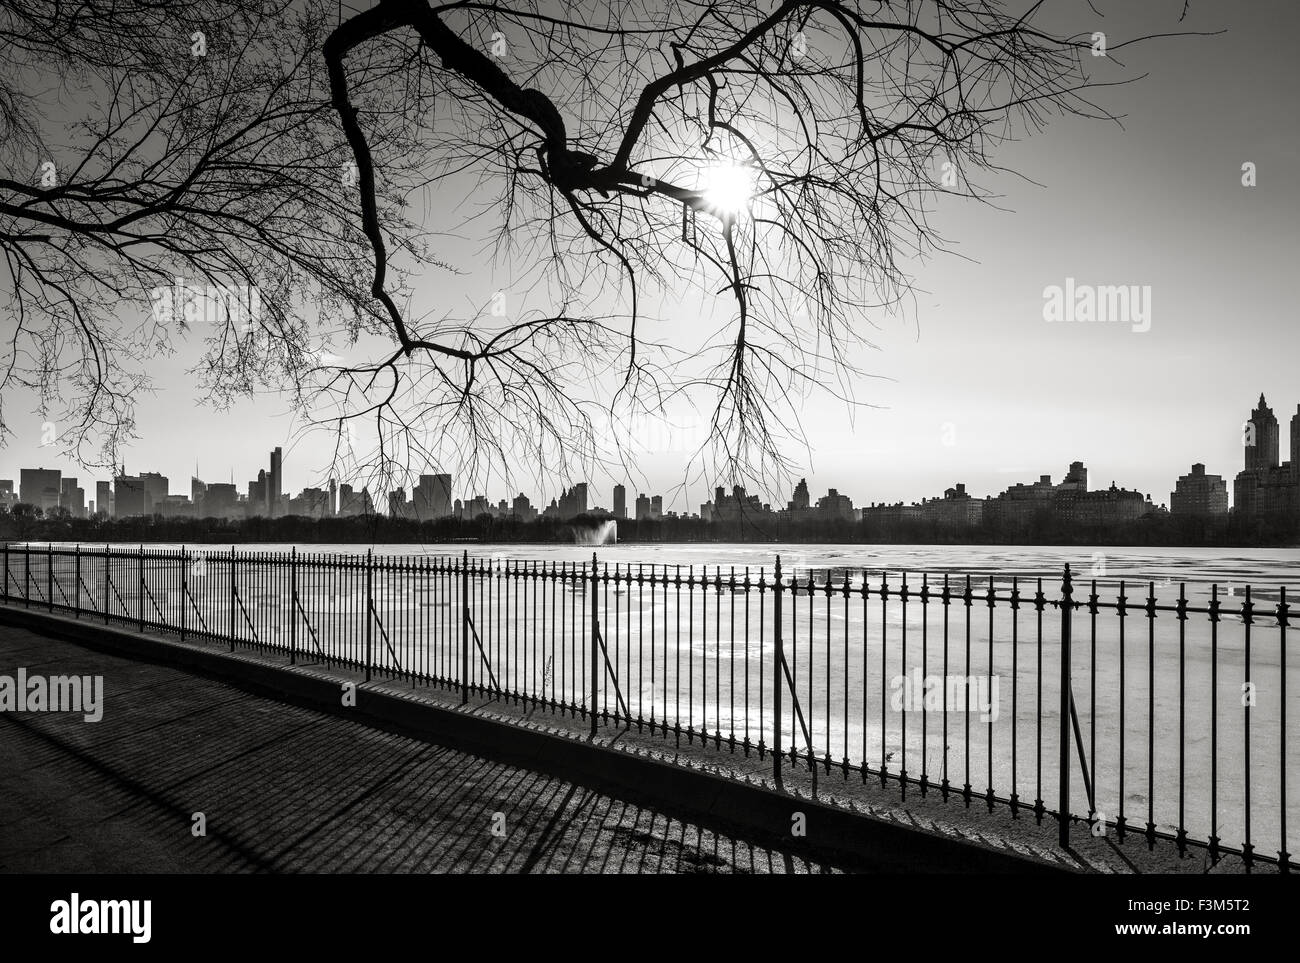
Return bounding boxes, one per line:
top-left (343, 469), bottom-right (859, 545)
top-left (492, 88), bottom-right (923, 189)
top-left (701, 162), bottom-right (755, 220)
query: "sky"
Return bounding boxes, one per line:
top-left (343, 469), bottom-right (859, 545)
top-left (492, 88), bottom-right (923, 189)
top-left (3, 0), bottom-right (1298, 515)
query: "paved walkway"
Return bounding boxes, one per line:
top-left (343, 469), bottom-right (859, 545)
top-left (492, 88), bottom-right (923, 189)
top-left (0, 626), bottom-right (838, 873)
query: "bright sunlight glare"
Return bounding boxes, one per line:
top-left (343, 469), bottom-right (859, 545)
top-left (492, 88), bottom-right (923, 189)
top-left (701, 162), bottom-right (755, 220)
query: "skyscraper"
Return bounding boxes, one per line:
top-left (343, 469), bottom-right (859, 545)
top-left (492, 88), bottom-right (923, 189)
top-left (59, 478), bottom-right (85, 517)
top-left (335, 483), bottom-right (375, 516)
top-left (95, 480), bottom-right (113, 517)
top-left (338, 483), bottom-right (365, 516)
top-left (412, 473), bottom-right (452, 519)
top-left (1059, 461), bottom-right (1088, 492)
top-left (290, 488), bottom-right (330, 518)
top-left (1292, 405), bottom-right (1300, 482)
top-left (557, 483), bottom-right (588, 518)
top-left (113, 472), bottom-right (148, 516)
top-left (19, 468), bottom-right (61, 512)
top-left (1171, 464), bottom-right (1228, 517)
top-left (791, 478), bottom-right (810, 511)
top-left (248, 469), bottom-right (268, 515)
top-left (269, 447), bottom-right (283, 517)
top-left (204, 483), bottom-right (238, 519)
top-left (140, 472), bottom-right (169, 510)
top-left (328, 477), bottom-right (338, 516)
top-left (1234, 393), bottom-right (1297, 517)
top-left (431, 474), bottom-right (451, 517)
top-left (1245, 394), bottom-right (1279, 471)
top-left (613, 484), bottom-right (626, 520)
top-left (815, 488), bottom-right (854, 521)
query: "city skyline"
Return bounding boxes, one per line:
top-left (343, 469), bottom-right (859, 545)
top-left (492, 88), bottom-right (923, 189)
top-left (5, 391), bottom-right (1296, 527)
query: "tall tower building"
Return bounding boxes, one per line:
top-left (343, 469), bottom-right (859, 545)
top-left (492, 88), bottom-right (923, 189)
top-left (1245, 394), bottom-right (1279, 472)
top-left (557, 483), bottom-right (589, 517)
top-left (267, 447), bottom-right (283, 517)
top-left (19, 468), bottom-right (61, 512)
top-left (1060, 461), bottom-right (1088, 491)
top-left (613, 484), bottom-right (626, 520)
top-left (140, 472), bottom-right (169, 508)
top-left (1171, 464), bottom-right (1229, 517)
top-left (792, 478), bottom-right (810, 510)
top-left (1291, 405), bottom-right (1300, 481)
top-left (431, 473), bottom-right (452, 517)
top-left (251, 469), bottom-right (268, 515)
top-left (410, 474), bottom-right (452, 519)
top-left (59, 478), bottom-right (85, 517)
top-left (113, 471), bottom-right (148, 516)
top-left (329, 477), bottom-right (338, 516)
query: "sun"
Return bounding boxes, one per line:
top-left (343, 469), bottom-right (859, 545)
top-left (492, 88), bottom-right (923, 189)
top-left (701, 162), bottom-right (755, 220)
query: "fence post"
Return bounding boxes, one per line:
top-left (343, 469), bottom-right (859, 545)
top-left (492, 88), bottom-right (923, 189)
top-left (24, 545), bottom-right (30, 608)
top-left (460, 550), bottom-right (469, 705)
top-left (103, 544), bottom-right (110, 624)
top-left (290, 547), bottom-right (297, 666)
top-left (180, 548), bottom-right (187, 642)
top-left (773, 554), bottom-right (784, 788)
top-left (366, 549), bottom-right (374, 683)
top-left (74, 545), bottom-right (81, 618)
top-left (590, 552), bottom-right (599, 738)
top-left (1058, 563), bottom-right (1074, 848)
top-left (229, 546), bottom-right (236, 651)
top-left (47, 542), bottom-right (54, 613)
top-left (137, 544), bottom-right (144, 631)
top-left (2, 541), bottom-right (7, 602)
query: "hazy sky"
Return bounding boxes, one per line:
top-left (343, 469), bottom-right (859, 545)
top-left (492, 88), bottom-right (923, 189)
top-left (3, 0), bottom-right (1298, 514)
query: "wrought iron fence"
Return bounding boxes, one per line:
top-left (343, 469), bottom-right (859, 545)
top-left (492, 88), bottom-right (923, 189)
top-left (0, 542), bottom-right (1293, 870)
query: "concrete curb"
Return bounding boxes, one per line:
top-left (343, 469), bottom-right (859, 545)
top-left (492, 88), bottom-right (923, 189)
top-left (0, 603), bottom-right (1073, 873)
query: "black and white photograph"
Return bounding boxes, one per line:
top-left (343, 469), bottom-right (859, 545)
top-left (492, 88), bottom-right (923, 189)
top-left (0, 0), bottom-right (1294, 942)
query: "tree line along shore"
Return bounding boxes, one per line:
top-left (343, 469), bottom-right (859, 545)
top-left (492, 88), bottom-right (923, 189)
top-left (1, 509), bottom-right (1297, 548)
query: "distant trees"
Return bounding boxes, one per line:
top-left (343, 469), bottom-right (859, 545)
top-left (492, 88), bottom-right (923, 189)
top-left (0, 502), bottom-right (40, 539)
top-left (3, 503), bottom-right (1293, 548)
